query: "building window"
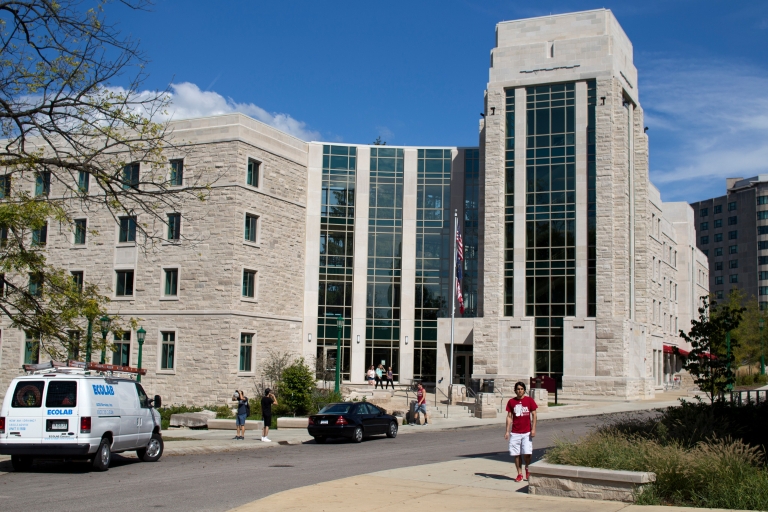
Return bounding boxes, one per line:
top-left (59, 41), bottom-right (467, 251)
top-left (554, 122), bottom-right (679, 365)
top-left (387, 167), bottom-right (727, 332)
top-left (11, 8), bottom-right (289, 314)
top-left (714, 204), bottom-right (722, 214)
top-left (759, 196), bottom-right (768, 205)
top-left (761, 302), bottom-right (768, 310)
top-left (122, 163), bottom-right (140, 190)
top-left (113, 332), bottom-right (130, 366)
top-left (715, 276), bottom-right (724, 285)
top-left (759, 241), bottom-right (768, 250)
top-left (67, 330), bottom-right (80, 360)
top-left (715, 262), bottom-right (723, 271)
top-left (700, 236), bottom-right (709, 245)
top-left (716, 290), bottom-right (724, 299)
top-left (729, 245), bottom-right (738, 254)
top-left (32, 223), bottom-right (47, 246)
top-left (169, 159), bottom-right (183, 186)
top-left (115, 270), bottom-right (134, 296)
top-left (759, 226), bottom-right (768, 235)
top-left (247, 158), bottom-right (260, 187)
top-left (759, 211), bottom-right (768, 220)
top-left (244, 214), bottom-right (259, 243)
top-left (714, 219), bottom-right (722, 228)
top-left (0, 175), bottom-right (11, 198)
top-left (164, 268), bottom-right (178, 296)
top-left (160, 331), bottom-right (175, 370)
top-left (728, 216), bottom-right (738, 225)
top-left (729, 259), bottom-right (738, 269)
top-left (78, 171), bottom-right (89, 193)
top-left (699, 207), bottom-right (708, 217)
top-left (242, 269), bottom-right (256, 298)
top-left (714, 233), bottom-right (723, 242)
top-left (35, 171), bottom-right (51, 197)
top-left (761, 287), bottom-right (768, 296)
top-left (28, 273), bottom-right (43, 296)
top-left (760, 271), bottom-right (768, 280)
top-left (714, 247), bottom-right (723, 256)
top-left (24, 332), bottom-right (40, 364)
top-left (239, 333), bottom-right (253, 372)
top-left (730, 274), bottom-right (738, 283)
top-left (167, 213), bottom-right (181, 240)
top-left (71, 271), bottom-right (84, 293)
top-left (728, 230), bottom-right (737, 240)
top-left (74, 219), bottom-right (87, 245)
top-left (760, 256), bottom-right (768, 265)
top-left (700, 222), bottom-right (708, 231)
top-left (728, 201), bottom-right (737, 211)
top-left (119, 216), bottom-right (137, 243)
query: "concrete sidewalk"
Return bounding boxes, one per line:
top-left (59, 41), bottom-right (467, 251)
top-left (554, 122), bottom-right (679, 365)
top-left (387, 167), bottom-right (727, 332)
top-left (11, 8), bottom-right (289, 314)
top-left (230, 456), bottom-right (732, 512)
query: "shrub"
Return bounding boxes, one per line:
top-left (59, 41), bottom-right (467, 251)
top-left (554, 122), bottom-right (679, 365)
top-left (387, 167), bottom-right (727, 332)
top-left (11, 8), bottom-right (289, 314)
top-left (204, 405), bottom-right (234, 419)
top-left (310, 389), bottom-right (343, 415)
top-left (281, 357), bottom-right (315, 415)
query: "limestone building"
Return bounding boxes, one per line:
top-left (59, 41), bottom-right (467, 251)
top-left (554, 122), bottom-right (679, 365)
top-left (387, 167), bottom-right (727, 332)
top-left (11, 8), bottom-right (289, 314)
top-left (0, 9), bottom-right (707, 403)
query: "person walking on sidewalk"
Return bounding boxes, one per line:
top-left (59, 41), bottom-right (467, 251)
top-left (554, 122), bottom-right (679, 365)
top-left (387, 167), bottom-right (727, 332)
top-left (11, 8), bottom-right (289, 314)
top-left (504, 381), bottom-right (537, 482)
top-left (375, 364), bottom-right (384, 389)
top-left (385, 366), bottom-right (394, 389)
top-left (233, 390), bottom-right (248, 440)
top-left (414, 382), bottom-right (429, 425)
top-left (261, 388), bottom-right (277, 442)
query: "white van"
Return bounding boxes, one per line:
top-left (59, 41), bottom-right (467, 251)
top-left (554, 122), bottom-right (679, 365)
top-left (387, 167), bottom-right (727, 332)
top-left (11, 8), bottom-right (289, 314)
top-left (0, 364), bottom-right (163, 471)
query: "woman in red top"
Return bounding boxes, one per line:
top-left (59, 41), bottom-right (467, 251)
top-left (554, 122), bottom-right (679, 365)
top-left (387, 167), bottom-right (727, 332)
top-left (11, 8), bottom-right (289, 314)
top-left (504, 381), bottom-right (537, 482)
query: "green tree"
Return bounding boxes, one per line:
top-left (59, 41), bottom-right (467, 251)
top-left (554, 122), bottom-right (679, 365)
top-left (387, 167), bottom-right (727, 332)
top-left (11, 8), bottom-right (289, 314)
top-left (678, 296), bottom-right (744, 404)
top-left (726, 290), bottom-right (767, 371)
top-left (0, 1), bottom-right (212, 359)
top-left (281, 357), bottom-right (315, 415)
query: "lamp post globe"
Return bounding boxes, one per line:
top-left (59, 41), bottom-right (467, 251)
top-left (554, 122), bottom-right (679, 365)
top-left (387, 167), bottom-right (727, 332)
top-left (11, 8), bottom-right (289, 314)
top-left (136, 327), bottom-right (147, 382)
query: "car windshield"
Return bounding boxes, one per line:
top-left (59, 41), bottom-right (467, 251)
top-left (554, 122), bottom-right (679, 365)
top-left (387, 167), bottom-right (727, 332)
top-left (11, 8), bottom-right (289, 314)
top-left (318, 403), bottom-right (353, 414)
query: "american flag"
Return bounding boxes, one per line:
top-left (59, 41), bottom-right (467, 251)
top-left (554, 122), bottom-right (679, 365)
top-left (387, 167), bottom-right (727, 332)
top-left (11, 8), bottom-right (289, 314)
top-left (456, 229), bottom-right (465, 315)
top-left (456, 231), bottom-right (464, 261)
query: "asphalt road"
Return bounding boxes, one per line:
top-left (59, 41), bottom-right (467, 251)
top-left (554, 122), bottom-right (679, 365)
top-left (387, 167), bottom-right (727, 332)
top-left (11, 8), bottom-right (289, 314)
top-left (0, 414), bottom-right (613, 511)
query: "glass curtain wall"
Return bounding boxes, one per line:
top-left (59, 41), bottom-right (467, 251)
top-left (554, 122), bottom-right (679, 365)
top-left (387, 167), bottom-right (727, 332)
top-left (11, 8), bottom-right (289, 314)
top-left (587, 81), bottom-right (597, 317)
top-left (413, 149), bottom-right (451, 383)
top-left (317, 145), bottom-right (355, 381)
top-left (463, 148), bottom-right (480, 317)
top-left (525, 83), bottom-right (577, 388)
top-left (504, 89), bottom-right (516, 316)
top-left (366, 148), bottom-right (404, 380)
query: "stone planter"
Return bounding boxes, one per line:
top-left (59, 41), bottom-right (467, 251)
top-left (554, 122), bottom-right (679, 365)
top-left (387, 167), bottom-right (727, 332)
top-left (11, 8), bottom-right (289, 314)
top-left (528, 461), bottom-right (655, 502)
top-left (277, 417), bottom-right (309, 429)
top-left (207, 419), bottom-right (264, 430)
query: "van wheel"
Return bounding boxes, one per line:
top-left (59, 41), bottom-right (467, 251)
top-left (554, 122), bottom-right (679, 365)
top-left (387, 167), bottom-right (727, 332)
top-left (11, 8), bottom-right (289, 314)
top-left (137, 433), bottom-right (164, 462)
top-left (91, 438), bottom-right (111, 471)
top-left (11, 455), bottom-right (33, 472)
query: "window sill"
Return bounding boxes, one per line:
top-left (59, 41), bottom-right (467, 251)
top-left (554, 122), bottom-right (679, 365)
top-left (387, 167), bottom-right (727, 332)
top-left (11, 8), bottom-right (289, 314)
top-left (243, 241), bottom-right (261, 248)
top-left (159, 296), bottom-right (179, 301)
top-left (244, 184), bottom-right (262, 192)
top-left (241, 297), bottom-right (258, 304)
top-left (162, 240), bottom-right (182, 246)
top-left (116, 242), bottom-right (136, 248)
top-left (237, 372), bottom-right (256, 377)
top-left (71, 245), bottom-right (88, 250)
top-left (112, 296), bottom-right (135, 301)
top-left (156, 370), bottom-right (176, 375)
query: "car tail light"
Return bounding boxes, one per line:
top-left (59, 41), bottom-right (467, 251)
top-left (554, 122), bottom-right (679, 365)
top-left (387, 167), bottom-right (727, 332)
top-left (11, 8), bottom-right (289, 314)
top-left (0, 417), bottom-right (5, 434)
top-left (308, 417), bottom-right (315, 425)
top-left (80, 417), bottom-right (91, 433)
top-left (335, 416), bottom-right (348, 425)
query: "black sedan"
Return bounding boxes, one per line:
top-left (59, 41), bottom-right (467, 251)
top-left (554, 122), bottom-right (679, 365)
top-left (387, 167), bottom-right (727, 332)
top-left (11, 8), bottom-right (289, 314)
top-left (308, 402), bottom-right (398, 443)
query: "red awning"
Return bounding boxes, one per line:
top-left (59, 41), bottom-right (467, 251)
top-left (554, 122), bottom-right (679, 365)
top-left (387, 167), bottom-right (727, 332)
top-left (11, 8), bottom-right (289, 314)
top-left (663, 345), bottom-right (689, 357)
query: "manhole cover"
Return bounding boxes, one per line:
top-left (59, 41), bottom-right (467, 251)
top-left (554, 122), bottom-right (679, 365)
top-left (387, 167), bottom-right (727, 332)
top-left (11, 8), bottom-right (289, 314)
top-left (269, 464), bottom-right (294, 468)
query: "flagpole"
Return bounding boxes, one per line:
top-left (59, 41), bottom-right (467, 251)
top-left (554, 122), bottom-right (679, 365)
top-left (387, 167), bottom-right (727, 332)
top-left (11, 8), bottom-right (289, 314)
top-left (449, 209), bottom-right (457, 404)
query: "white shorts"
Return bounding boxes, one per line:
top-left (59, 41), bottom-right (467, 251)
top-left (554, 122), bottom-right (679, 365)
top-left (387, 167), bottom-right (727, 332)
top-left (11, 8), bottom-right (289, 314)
top-left (508, 432), bottom-right (532, 456)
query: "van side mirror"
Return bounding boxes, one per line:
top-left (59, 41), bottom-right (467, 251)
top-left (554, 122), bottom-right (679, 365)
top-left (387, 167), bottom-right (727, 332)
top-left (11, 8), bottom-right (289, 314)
top-left (153, 395), bottom-right (162, 408)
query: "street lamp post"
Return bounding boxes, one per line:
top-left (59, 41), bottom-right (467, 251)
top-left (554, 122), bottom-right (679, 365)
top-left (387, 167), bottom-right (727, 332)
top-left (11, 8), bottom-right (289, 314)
top-left (760, 318), bottom-right (765, 376)
top-left (726, 330), bottom-right (733, 391)
top-left (136, 327), bottom-right (146, 382)
top-left (85, 315), bottom-right (95, 367)
top-left (99, 315), bottom-right (111, 364)
top-left (335, 316), bottom-right (343, 394)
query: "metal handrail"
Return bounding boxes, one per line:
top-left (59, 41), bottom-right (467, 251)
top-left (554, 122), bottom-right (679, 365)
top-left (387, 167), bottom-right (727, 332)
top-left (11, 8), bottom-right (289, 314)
top-left (435, 386), bottom-right (450, 418)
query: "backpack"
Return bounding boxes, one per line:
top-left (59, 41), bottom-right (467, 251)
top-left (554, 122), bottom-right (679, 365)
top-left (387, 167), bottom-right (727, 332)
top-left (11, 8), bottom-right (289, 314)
top-left (245, 399), bottom-right (251, 417)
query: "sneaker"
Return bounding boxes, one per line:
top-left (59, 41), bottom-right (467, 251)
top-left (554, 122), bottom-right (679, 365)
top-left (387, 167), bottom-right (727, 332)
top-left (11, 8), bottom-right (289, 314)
top-left (232, 436), bottom-right (239, 440)
top-left (262, 437), bottom-right (271, 442)
top-left (260, 437), bottom-right (265, 441)
top-left (515, 474), bottom-right (524, 483)
top-left (525, 469), bottom-right (530, 481)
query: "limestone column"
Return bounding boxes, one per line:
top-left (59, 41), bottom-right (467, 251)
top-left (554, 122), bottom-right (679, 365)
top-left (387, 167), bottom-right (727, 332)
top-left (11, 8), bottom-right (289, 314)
top-left (399, 148), bottom-right (418, 382)
top-left (351, 146), bottom-right (370, 384)
top-left (513, 87), bottom-right (527, 318)
top-left (302, 143), bottom-right (323, 360)
top-left (575, 82), bottom-right (588, 318)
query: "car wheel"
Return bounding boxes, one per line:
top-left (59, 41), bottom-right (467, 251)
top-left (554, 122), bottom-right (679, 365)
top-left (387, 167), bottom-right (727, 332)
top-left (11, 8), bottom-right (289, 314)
top-left (352, 426), bottom-right (363, 443)
top-left (137, 433), bottom-right (164, 462)
top-left (92, 438), bottom-right (111, 471)
top-left (10, 455), bottom-right (33, 472)
top-left (386, 421), bottom-right (398, 438)
top-left (314, 436), bottom-right (326, 444)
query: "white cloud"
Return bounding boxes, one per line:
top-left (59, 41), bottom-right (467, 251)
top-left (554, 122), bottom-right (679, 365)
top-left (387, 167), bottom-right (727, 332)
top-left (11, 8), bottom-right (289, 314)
top-left (643, 59), bottom-right (768, 201)
top-left (142, 82), bottom-right (320, 141)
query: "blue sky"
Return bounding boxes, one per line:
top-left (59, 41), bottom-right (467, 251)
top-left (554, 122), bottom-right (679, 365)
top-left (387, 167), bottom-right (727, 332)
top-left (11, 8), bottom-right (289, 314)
top-left (111, 1), bottom-right (768, 204)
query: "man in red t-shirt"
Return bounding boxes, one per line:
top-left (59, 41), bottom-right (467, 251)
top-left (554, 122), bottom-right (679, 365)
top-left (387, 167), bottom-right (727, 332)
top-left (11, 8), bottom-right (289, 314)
top-left (504, 381), bottom-right (538, 482)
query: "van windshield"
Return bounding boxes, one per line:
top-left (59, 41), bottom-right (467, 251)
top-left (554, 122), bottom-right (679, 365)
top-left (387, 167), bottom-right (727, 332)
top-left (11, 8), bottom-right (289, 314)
top-left (45, 381), bottom-right (77, 408)
top-left (11, 381), bottom-right (45, 408)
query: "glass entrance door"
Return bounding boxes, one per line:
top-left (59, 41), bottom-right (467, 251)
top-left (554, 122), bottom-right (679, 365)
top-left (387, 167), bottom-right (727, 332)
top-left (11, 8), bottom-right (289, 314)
top-left (453, 351), bottom-right (473, 385)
